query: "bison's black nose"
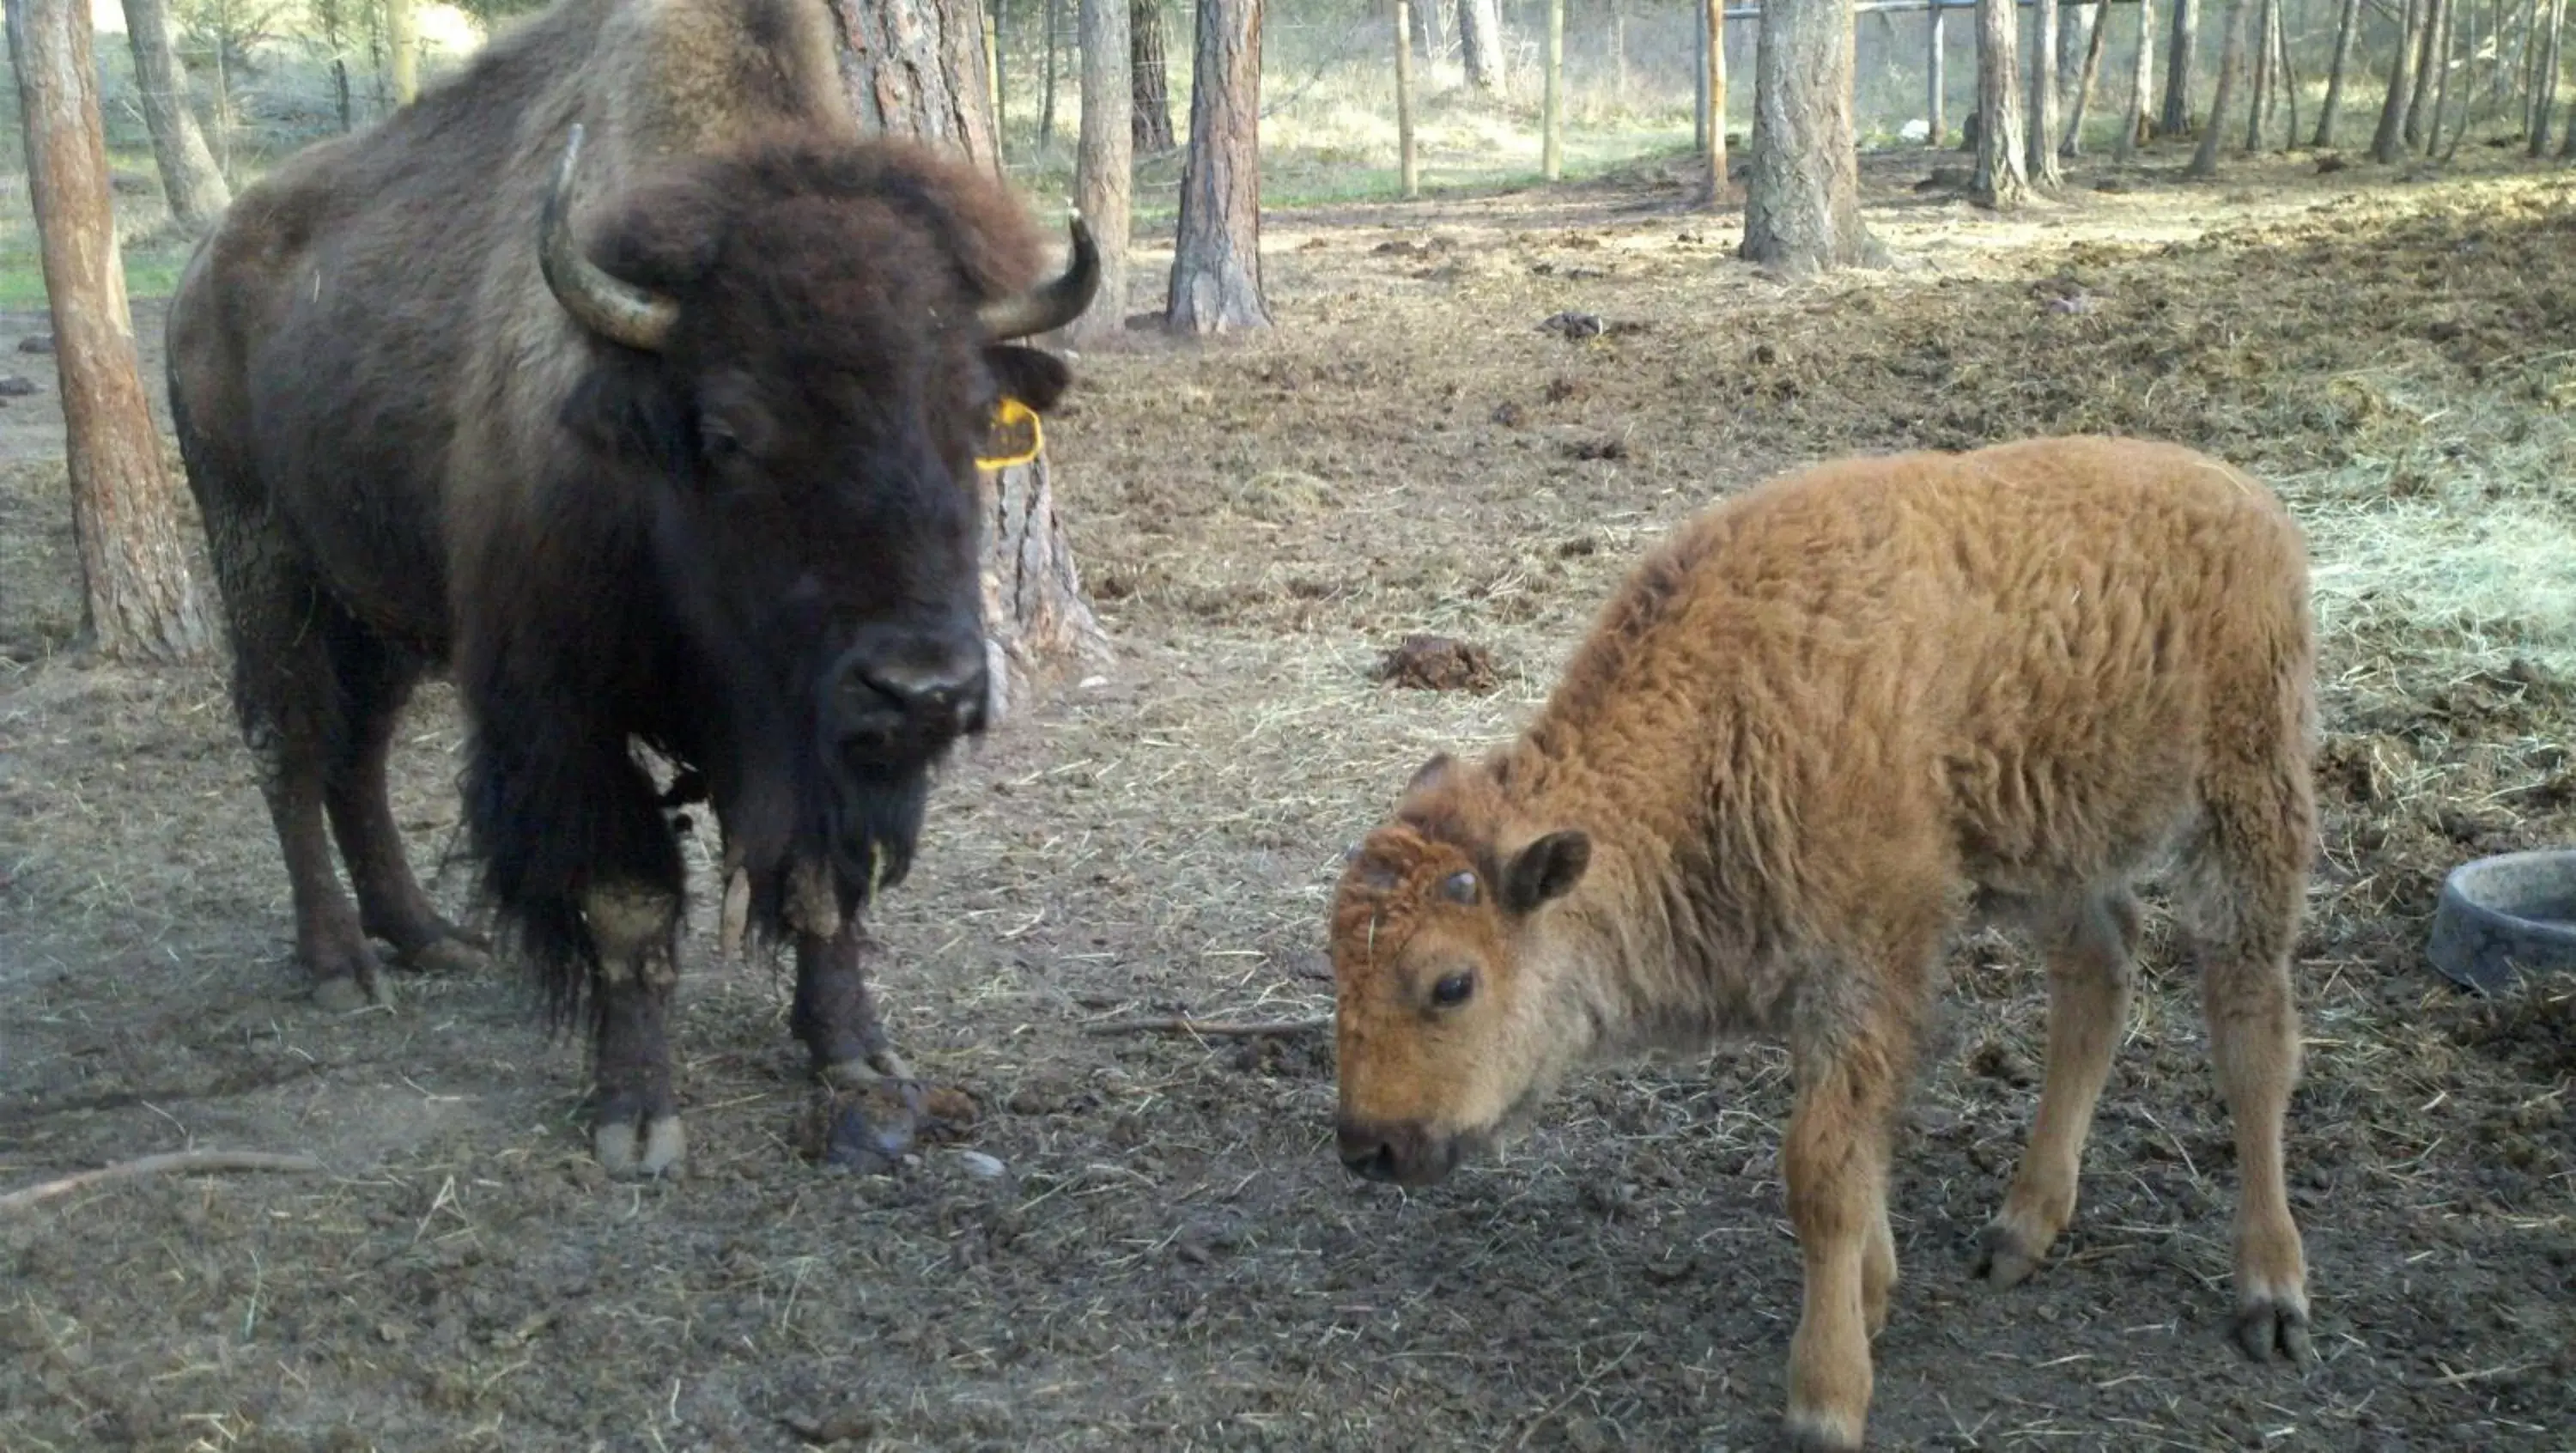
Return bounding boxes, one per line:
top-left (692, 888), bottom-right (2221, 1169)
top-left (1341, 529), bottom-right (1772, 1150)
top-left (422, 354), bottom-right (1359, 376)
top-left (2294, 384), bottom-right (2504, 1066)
top-left (1339, 1116), bottom-right (1448, 1186)
top-left (829, 629), bottom-right (989, 753)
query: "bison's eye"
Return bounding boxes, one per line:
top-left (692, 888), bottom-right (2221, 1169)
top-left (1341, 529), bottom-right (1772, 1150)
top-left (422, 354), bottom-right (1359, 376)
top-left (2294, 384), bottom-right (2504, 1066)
top-left (1440, 870), bottom-right (1479, 905)
top-left (1431, 971), bottom-right (1475, 1008)
top-left (699, 416), bottom-right (744, 467)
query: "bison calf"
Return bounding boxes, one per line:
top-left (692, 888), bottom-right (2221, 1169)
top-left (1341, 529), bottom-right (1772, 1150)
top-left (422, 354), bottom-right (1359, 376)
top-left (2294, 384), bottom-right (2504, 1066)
top-left (1330, 437), bottom-right (2317, 1449)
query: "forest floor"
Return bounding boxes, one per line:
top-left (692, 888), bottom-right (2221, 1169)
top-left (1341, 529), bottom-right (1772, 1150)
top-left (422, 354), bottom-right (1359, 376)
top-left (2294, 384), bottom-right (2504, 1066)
top-left (3, 139), bottom-right (2574, 1451)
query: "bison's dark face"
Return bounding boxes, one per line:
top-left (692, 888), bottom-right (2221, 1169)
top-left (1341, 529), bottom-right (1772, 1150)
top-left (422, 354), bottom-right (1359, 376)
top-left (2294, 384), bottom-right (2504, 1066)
top-left (544, 128), bottom-right (1096, 892)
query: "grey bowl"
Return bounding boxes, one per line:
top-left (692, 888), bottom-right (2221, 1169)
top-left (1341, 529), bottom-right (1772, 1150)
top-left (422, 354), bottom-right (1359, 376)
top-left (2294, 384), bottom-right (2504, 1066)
top-left (2426, 848), bottom-right (2576, 993)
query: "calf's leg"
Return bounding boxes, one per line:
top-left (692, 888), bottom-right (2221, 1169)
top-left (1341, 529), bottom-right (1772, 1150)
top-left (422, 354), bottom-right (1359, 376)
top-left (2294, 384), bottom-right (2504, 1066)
top-left (1979, 885), bottom-right (2141, 1287)
top-left (1782, 1005), bottom-right (1917, 1451)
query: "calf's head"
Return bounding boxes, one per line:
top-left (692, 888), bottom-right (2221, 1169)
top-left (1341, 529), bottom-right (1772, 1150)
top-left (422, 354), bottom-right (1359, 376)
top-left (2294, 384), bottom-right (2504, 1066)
top-left (542, 126), bottom-right (1096, 887)
top-left (1328, 754), bottom-right (1595, 1188)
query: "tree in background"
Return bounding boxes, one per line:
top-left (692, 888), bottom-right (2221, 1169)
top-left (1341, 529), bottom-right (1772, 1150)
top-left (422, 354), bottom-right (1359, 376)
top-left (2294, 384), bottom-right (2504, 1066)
top-left (2532, 0), bottom-right (2567, 156)
top-left (2161, 0), bottom-right (2197, 135)
top-left (2312, 0), bottom-right (2360, 147)
top-left (2028, 0), bottom-right (2063, 185)
top-left (121, 0), bottom-right (230, 230)
top-left (2371, 0), bottom-right (2423, 161)
top-left (1457, 0), bottom-right (1503, 91)
top-left (2117, 0), bottom-right (2154, 158)
top-left (5, 0), bottom-right (215, 661)
top-left (384, 0), bottom-right (416, 104)
top-left (1071, 0), bottom-right (1133, 344)
top-left (1972, 0), bottom-right (2028, 206)
top-left (1169, 0), bottom-right (1270, 331)
top-left (1133, 0), bottom-right (1176, 154)
top-left (2189, 0), bottom-right (2252, 173)
top-left (1741, 0), bottom-right (1877, 271)
top-left (825, 0), bottom-right (1108, 708)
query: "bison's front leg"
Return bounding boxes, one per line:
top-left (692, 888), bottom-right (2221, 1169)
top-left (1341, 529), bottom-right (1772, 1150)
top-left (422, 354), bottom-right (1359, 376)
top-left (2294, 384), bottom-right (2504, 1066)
top-left (583, 884), bottom-right (687, 1177)
top-left (791, 876), bottom-right (910, 1086)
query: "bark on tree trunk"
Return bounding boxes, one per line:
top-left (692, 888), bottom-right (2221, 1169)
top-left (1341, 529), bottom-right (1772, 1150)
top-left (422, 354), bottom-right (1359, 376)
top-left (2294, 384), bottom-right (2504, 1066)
top-left (1540, 0), bottom-right (1564, 179)
top-left (2272, 0), bottom-right (2299, 144)
top-left (1458, 0), bottom-right (1504, 91)
top-left (1741, 0), bottom-right (1879, 271)
top-left (2427, 0), bottom-right (2456, 146)
top-left (829, 0), bottom-right (1108, 709)
top-left (6, 0), bottom-right (214, 662)
top-left (1927, 6), bottom-right (1947, 146)
top-left (385, 0), bottom-right (418, 105)
top-left (2530, 0), bottom-right (2565, 154)
top-left (1973, 0), bottom-right (2030, 204)
top-left (1070, 0), bottom-right (1133, 345)
top-left (1395, 0), bottom-right (1421, 196)
top-left (1704, 0), bottom-right (1728, 199)
top-left (2408, 0), bottom-right (2449, 147)
top-left (2315, 0), bottom-right (2358, 146)
top-left (2117, 0), bottom-right (2154, 157)
top-left (2245, 0), bottom-right (2273, 149)
top-left (2161, 0), bottom-right (2197, 135)
top-left (2372, 0), bottom-right (2422, 161)
top-left (2029, 0), bottom-right (2063, 185)
top-left (119, 0), bottom-right (229, 231)
top-left (2066, 0), bottom-right (2112, 155)
top-left (1168, 0), bottom-right (1270, 332)
top-left (2189, 0), bottom-right (2252, 173)
top-left (1039, 0), bottom-right (1059, 149)
top-left (1132, 0), bottom-right (1176, 154)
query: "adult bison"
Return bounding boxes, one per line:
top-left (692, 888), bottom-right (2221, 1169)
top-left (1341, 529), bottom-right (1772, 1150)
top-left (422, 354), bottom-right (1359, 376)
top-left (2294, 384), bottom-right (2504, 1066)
top-left (1330, 438), bottom-right (2317, 1448)
top-left (166, 0), bottom-right (1097, 1176)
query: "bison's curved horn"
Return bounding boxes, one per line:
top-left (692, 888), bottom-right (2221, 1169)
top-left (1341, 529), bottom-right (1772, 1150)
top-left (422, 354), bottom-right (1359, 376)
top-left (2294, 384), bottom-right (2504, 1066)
top-left (539, 124), bottom-right (678, 352)
top-left (977, 215), bottom-right (1101, 342)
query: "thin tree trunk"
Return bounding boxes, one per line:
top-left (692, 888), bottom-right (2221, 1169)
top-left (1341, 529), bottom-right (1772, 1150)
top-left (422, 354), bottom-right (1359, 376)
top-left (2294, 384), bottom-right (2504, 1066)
top-left (2314, 0), bottom-right (2359, 145)
top-left (2190, 0), bottom-right (2253, 173)
top-left (1928, 3), bottom-right (1947, 144)
top-left (829, 0), bottom-right (1107, 706)
top-left (2561, 69), bottom-right (2576, 151)
top-left (987, 0), bottom-right (1005, 146)
top-left (1132, 0), bottom-right (1176, 153)
top-left (384, 0), bottom-right (417, 105)
top-left (2030, 0), bottom-right (2063, 185)
top-left (5, 0), bottom-right (214, 662)
top-left (1395, 0), bottom-right (1420, 195)
top-left (1706, 0), bottom-right (1728, 194)
top-left (1974, 0), bottom-right (2031, 204)
top-left (118, 0), bottom-right (229, 232)
top-left (2274, 0), bottom-right (2299, 144)
top-left (1169, 0), bottom-right (1269, 331)
top-left (2532, 0), bottom-right (2565, 153)
top-left (1039, 0), bottom-right (1059, 149)
top-left (1610, 0), bottom-right (1627, 94)
top-left (2059, 0), bottom-right (2093, 109)
top-left (2117, 0), bottom-right (2154, 156)
top-left (2408, 0), bottom-right (2449, 146)
top-left (2372, 0), bottom-right (2422, 160)
top-left (1070, 0), bottom-right (1132, 345)
top-left (1458, 0), bottom-right (1504, 90)
top-left (2162, 0), bottom-right (2198, 134)
top-left (2245, 0), bottom-right (2272, 149)
top-left (1741, 0), bottom-right (1878, 269)
top-left (2442, 0), bottom-right (2477, 155)
top-left (2429, 0), bottom-right (2458, 145)
top-left (2066, 0), bottom-right (2112, 154)
top-left (1540, 0), bottom-right (1564, 177)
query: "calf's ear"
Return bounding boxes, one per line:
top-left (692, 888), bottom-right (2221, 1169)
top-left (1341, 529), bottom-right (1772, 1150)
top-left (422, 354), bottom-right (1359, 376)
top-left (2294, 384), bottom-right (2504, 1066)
top-left (1406, 752), bottom-right (1455, 795)
top-left (1504, 830), bottom-right (1589, 914)
top-left (984, 345), bottom-right (1072, 414)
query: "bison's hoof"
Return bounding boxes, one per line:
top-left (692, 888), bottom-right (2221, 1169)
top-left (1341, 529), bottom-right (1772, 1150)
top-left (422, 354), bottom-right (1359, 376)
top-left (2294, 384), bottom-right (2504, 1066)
top-left (2232, 1297), bottom-right (2316, 1366)
top-left (313, 974), bottom-right (380, 1012)
top-left (1973, 1219), bottom-right (2051, 1289)
top-left (1782, 1409), bottom-right (1865, 1451)
top-left (595, 1116), bottom-right (688, 1178)
top-left (402, 937), bottom-right (491, 976)
top-left (822, 1048), bottom-right (913, 1088)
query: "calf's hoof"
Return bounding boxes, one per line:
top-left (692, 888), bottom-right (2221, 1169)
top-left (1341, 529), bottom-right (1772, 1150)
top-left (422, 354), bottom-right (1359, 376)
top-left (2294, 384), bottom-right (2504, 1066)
top-left (312, 973), bottom-right (382, 1012)
top-left (595, 1115), bottom-right (688, 1179)
top-left (1782, 1409), bottom-right (1864, 1451)
top-left (1972, 1218), bottom-right (2053, 1289)
top-left (2232, 1296), bottom-right (2316, 1365)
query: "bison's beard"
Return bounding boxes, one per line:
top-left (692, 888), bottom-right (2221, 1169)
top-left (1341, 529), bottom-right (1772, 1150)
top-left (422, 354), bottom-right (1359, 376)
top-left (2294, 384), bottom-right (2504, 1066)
top-left (819, 755), bottom-right (933, 897)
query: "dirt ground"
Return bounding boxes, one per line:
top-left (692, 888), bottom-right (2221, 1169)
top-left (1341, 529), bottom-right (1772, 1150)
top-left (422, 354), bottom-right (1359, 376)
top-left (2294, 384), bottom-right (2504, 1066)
top-left (4, 142), bottom-right (2574, 1452)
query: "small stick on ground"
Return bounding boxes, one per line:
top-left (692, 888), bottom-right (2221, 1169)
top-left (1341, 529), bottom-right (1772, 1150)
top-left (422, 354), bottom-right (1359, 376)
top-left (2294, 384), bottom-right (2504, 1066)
top-left (1083, 1016), bottom-right (1330, 1038)
top-left (0, 1151), bottom-right (326, 1213)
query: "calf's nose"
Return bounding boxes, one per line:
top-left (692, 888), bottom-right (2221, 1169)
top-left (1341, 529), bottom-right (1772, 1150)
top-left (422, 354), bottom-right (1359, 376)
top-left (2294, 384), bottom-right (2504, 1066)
top-left (1339, 1116), bottom-right (1445, 1185)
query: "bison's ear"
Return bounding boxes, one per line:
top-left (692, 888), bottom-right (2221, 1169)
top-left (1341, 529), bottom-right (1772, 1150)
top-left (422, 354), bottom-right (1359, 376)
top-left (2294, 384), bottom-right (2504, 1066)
top-left (1406, 753), bottom-right (1455, 795)
top-left (984, 345), bottom-right (1072, 415)
top-left (1503, 830), bottom-right (1589, 915)
top-left (559, 356), bottom-right (690, 473)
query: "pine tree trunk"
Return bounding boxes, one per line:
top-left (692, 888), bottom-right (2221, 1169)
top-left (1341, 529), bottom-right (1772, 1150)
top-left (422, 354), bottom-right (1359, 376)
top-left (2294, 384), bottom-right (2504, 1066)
top-left (118, 0), bottom-right (229, 231)
top-left (2272, 0), bottom-right (2299, 144)
top-left (1741, 0), bottom-right (1879, 270)
top-left (2531, 0), bottom-right (2565, 155)
top-left (1458, 0), bottom-right (1505, 90)
top-left (1395, 0), bottom-right (1421, 196)
top-left (1168, 0), bottom-right (1270, 332)
top-left (1927, 5), bottom-right (1947, 145)
top-left (1540, 0), bottom-right (1564, 178)
top-left (2117, 0), bottom-right (2154, 156)
top-left (1704, 0), bottom-right (1728, 198)
top-left (2407, 0), bottom-right (2449, 146)
top-left (1132, 0), bottom-right (1176, 153)
top-left (1973, 0), bottom-right (2030, 204)
top-left (2245, 0), bottom-right (2273, 149)
top-left (2189, 0), bottom-right (2252, 173)
top-left (385, 0), bottom-right (417, 105)
top-left (1039, 0), bottom-right (1059, 149)
top-left (2029, 0), bottom-right (2063, 185)
top-left (2428, 0), bottom-right (2456, 146)
top-left (2314, 0), bottom-right (2358, 145)
top-left (6, 0), bottom-right (214, 662)
top-left (2161, 0), bottom-right (2197, 135)
top-left (829, 0), bottom-right (1108, 710)
top-left (1070, 0), bottom-right (1133, 344)
top-left (2372, 0), bottom-right (2422, 161)
top-left (2065, 0), bottom-right (2111, 155)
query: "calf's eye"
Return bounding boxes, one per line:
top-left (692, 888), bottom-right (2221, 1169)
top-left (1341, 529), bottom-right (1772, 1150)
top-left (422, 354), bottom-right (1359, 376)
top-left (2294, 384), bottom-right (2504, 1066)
top-left (1431, 972), bottom-right (1475, 1008)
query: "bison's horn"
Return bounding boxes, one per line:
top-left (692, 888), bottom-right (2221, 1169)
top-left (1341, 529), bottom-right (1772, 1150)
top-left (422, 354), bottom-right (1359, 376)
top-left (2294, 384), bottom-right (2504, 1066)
top-left (977, 215), bottom-right (1101, 342)
top-left (540, 124), bottom-right (678, 352)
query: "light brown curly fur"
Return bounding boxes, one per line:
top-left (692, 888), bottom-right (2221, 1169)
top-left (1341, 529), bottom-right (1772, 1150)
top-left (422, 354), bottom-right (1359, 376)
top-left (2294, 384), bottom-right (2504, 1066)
top-left (1330, 435), bottom-right (2318, 1450)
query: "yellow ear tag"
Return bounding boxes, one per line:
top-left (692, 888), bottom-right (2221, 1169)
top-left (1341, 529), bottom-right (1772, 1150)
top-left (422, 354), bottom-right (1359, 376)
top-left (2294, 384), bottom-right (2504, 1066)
top-left (975, 398), bottom-right (1044, 470)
